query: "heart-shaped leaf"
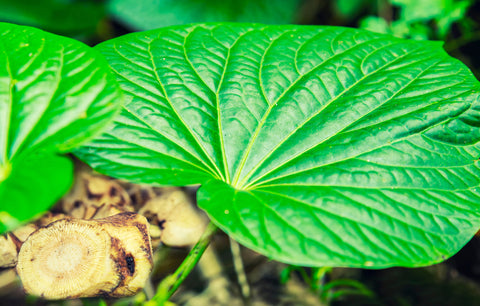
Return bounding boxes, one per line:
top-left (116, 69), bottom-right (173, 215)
top-left (0, 23), bottom-right (122, 232)
top-left (77, 24), bottom-right (480, 267)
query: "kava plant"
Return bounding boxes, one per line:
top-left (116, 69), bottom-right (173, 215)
top-left (2, 21), bottom-right (480, 301)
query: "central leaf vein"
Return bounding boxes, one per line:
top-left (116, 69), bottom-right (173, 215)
top-left (241, 41), bottom-right (425, 188)
top-left (215, 28), bottom-right (255, 183)
top-left (233, 35), bottom-right (395, 188)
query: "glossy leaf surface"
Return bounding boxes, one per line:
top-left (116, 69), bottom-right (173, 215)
top-left (0, 23), bottom-right (122, 232)
top-left (78, 24), bottom-right (480, 267)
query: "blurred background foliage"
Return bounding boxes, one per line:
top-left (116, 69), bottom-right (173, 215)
top-left (2, 0), bottom-right (480, 305)
top-left (107, 0), bottom-right (303, 31)
top-left (1, 0), bottom-right (478, 77)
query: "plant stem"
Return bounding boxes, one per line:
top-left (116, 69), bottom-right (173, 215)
top-left (377, 0), bottom-right (392, 23)
top-left (312, 267), bottom-right (332, 293)
top-left (143, 278), bottom-right (155, 300)
top-left (148, 222), bottom-right (217, 305)
top-left (229, 238), bottom-right (250, 302)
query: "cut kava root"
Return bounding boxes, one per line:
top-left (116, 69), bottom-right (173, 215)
top-left (0, 162), bottom-right (210, 299)
top-left (17, 213), bottom-right (153, 299)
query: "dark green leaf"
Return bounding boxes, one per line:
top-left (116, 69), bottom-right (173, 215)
top-left (77, 24), bottom-right (480, 267)
top-left (108, 0), bottom-right (302, 31)
top-left (0, 0), bottom-right (105, 36)
top-left (0, 23), bottom-right (122, 232)
top-left (335, 0), bottom-right (375, 20)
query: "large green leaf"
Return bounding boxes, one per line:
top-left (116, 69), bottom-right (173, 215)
top-left (108, 0), bottom-right (302, 31)
top-left (0, 23), bottom-right (123, 232)
top-left (77, 24), bottom-right (480, 267)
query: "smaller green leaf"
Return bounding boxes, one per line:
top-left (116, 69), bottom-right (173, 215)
top-left (0, 154), bottom-right (73, 232)
top-left (359, 16), bottom-right (390, 34)
top-left (0, 23), bottom-right (123, 233)
top-left (436, 0), bottom-right (471, 38)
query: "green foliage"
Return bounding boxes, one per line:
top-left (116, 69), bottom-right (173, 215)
top-left (320, 279), bottom-right (374, 304)
top-left (76, 23), bottom-right (480, 268)
top-left (393, 0), bottom-right (472, 38)
top-left (0, 0), bottom-right (105, 36)
top-left (108, 0), bottom-right (302, 31)
top-left (281, 266), bottom-right (374, 304)
top-left (360, 16), bottom-right (433, 40)
top-left (360, 0), bottom-right (474, 40)
top-left (335, 0), bottom-right (376, 21)
top-left (0, 23), bottom-right (123, 233)
top-left (359, 16), bottom-right (390, 34)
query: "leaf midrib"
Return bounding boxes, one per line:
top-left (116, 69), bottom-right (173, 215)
top-left (239, 40), bottom-right (429, 189)
top-left (232, 32), bottom-right (392, 188)
top-left (183, 27), bottom-right (229, 181)
top-left (214, 27), bottom-right (254, 184)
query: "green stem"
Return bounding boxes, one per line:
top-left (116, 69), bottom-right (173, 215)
top-left (229, 238), bottom-right (250, 301)
top-left (148, 222), bottom-right (217, 305)
top-left (311, 267), bottom-right (331, 293)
